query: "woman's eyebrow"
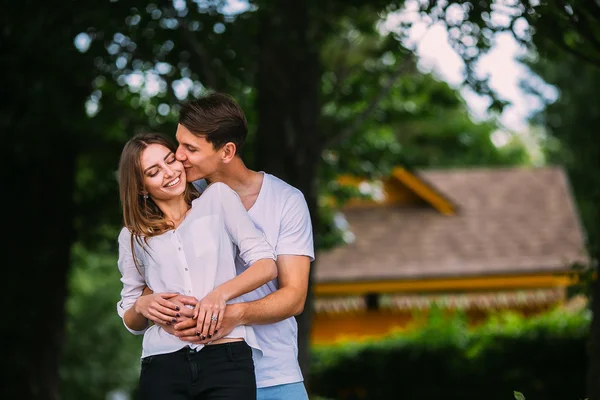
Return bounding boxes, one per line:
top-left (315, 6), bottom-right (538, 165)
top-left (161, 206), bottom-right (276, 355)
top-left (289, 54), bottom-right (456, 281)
top-left (143, 152), bottom-right (174, 174)
top-left (143, 164), bottom-right (158, 174)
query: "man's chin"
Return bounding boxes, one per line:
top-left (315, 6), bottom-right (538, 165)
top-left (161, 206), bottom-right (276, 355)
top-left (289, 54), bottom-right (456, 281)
top-left (185, 170), bottom-right (206, 182)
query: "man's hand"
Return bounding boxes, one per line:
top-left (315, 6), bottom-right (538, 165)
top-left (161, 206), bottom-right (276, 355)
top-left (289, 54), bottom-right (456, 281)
top-left (155, 321), bottom-right (176, 335)
top-left (174, 303), bottom-right (246, 344)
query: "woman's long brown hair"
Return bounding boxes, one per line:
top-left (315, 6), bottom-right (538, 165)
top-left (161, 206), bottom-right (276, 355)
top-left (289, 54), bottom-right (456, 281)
top-left (118, 132), bottom-right (199, 271)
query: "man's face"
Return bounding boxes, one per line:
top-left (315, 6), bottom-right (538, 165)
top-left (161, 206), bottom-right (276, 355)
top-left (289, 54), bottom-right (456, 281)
top-left (175, 124), bottom-right (222, 182)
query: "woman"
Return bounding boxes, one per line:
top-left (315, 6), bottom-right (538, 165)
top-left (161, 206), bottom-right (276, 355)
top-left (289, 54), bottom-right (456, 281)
top-left (116, 132), bottom-right (277, 400)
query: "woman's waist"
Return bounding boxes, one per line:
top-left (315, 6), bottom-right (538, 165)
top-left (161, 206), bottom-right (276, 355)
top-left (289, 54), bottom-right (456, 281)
top-left (208, 337), bottom-right (243, 345)
top-left (142, 324), bottom-right (251, 345)
top-left (141, 325), bottom-right (262, 360)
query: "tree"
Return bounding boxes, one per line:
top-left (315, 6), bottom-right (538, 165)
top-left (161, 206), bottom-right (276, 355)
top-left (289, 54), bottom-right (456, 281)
top-left (525, 55), bottom-right (600, 400)
top-left (414, 1), bottom-right (600, 397)
top-left (2, 0), bottom-right (533, 397)
top-left (3, 2), bottom-right (179, 397)
top-left (3, 2), bottom-right (110, 398)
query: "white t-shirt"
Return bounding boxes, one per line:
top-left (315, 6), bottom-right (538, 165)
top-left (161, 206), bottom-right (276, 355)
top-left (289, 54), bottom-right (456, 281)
top-left (194, 172), bottom-right (315, 388)
top-left (116, 182), bottom-right (276, 360)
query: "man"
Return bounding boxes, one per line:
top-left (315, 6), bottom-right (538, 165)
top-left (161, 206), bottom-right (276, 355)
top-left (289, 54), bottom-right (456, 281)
top-left (158, 92), bottom-right (314, 399)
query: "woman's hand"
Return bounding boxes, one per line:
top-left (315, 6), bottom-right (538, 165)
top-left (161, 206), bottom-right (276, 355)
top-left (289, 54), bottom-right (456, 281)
top-left (134, 292), bottom-right (182, 326)
top-left (193, 289), bottom-right (227, 340)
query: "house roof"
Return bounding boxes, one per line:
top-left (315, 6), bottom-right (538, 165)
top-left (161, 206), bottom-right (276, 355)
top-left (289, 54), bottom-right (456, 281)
top-left (315, 166), bottom-right (589, 284)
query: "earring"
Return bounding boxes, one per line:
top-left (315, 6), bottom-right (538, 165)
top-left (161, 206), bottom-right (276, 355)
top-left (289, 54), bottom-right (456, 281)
top-left (143, 194), bottom-right (148, 199)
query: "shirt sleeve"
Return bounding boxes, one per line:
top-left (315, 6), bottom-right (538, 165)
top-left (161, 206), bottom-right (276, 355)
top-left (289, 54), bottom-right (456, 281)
top-left (210, 182), bottom-right (276, 267)
top-left (116, 228), bottom-right (148, 335)
top-left (276, 190), bottom-right (315, 261)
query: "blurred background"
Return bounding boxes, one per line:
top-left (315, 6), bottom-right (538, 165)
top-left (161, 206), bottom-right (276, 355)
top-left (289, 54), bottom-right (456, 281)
top-left (4, 0), bottom-right (600, 399)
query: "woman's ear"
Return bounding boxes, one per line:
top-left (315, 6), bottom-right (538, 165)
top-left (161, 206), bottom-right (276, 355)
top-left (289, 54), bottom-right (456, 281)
top-left (221, 142), bottom-right (237, 163)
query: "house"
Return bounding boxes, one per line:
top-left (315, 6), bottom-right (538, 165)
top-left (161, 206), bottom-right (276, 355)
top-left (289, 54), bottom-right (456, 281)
top-left (312, 166), bottom-right (589, 344)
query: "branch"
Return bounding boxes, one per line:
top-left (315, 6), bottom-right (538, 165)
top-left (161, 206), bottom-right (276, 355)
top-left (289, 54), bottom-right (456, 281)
top-left (545, 29), bottom-right (600, 69)
top-left (324, 60), bottom-right (414, 149)
top-left (580, 0), bottom-right (600, 23)
top-left (328, 39), bottom-right (356, 103)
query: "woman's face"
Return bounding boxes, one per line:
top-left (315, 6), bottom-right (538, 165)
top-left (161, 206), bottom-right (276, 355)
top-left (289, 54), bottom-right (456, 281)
top-left (140, 143), bottom-right (187, 201)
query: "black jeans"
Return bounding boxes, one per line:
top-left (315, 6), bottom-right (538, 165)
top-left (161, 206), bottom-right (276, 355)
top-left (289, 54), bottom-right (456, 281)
top-left (138, 341), bottom-right (256, 400)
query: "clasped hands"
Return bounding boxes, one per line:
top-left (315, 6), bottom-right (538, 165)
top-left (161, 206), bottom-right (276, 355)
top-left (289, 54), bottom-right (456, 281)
top-left (133, 291), bottom-right (242, 344)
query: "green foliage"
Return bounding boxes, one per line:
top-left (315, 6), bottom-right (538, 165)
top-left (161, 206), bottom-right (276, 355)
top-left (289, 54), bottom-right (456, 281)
top-left (310, 307), bottom-right (591, 400)
top-left (319, 18), bottom-right (530, 175)
top-left (525, 55), bottom-right (600, 263)
top-left (522, 33), bottom-right (600, 399)
top-left (418, 1), bottom-right (600, 111)
top-left (316, 19), bottom-right (531, 248)
top-left (60, 238), bottom-right (142, 400)
top-left (514, 391), bottom-right (526, 400)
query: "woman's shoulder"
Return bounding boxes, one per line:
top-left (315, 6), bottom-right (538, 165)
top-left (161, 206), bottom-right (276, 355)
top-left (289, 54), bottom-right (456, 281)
top-left (117, 226), bottom-right (151, 250)
top-left (118, 226), bottom-right (132, 244)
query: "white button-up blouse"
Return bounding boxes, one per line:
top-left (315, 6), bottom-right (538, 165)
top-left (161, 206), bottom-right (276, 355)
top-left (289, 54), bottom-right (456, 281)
top-left (116, 182), bottom-right (276, 359)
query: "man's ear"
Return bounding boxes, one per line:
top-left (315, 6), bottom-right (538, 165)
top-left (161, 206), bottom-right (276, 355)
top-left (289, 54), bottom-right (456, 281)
top-left (221, 142), bottom-right (237, 163)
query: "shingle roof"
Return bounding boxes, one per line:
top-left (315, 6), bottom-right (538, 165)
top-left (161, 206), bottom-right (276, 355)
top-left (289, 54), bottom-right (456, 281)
top-left (315, 166), bottom-right (589, 283)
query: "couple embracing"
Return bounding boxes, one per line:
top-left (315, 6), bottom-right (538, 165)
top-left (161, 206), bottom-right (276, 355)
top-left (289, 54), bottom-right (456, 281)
top-left (116, 92), bottom-right (314, 400)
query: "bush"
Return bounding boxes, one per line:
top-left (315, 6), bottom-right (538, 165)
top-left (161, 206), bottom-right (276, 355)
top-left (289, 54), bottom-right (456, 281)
top-left (310, 305), bottom-right (591, 400)
top-left (60, 243), bottom-right (142, 400)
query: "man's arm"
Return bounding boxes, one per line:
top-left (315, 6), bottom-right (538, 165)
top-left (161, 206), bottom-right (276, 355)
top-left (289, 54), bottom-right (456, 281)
top-left (236, 254), bottom-right (309, 325)
top-left (175, 189), bottom-right (314, 343)
top-left (174, 254), bottom-right (309, 342)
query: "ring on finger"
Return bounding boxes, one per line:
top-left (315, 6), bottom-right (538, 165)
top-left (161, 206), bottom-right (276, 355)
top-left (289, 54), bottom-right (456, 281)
top-left (211, 315), bottom-right (218, 322)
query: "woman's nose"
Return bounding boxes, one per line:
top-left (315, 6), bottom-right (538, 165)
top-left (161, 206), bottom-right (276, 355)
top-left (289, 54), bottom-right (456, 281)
top-left (163, 164), bottom-right (175, 176)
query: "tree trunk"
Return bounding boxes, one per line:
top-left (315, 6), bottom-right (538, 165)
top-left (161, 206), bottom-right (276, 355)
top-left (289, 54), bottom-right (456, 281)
top-left (6, 145), bottom-right (77, 399)
top-left (3, 4), bottom-right (88, 396)
top-left (255, 0), bottom-right (322, 391)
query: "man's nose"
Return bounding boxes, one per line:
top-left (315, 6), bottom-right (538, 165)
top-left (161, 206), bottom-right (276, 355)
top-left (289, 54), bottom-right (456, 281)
top-left (175, 146), bottom-right (186, 161)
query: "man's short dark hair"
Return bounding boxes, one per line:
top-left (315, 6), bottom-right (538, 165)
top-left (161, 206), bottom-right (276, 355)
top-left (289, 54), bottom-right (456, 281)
top-left (178, 92), bottom-right (247, 155)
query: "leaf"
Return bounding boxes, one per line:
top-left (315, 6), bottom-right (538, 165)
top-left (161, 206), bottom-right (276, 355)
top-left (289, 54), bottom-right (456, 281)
top-left (514, 391), bottom-right (526, 400)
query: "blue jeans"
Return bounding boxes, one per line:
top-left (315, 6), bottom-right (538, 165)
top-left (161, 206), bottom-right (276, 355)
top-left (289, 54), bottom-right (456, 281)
top-left (257, 382), bottom-right (308, 400)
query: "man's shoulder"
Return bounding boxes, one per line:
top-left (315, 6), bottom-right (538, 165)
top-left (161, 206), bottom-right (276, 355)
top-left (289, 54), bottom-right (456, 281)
top-left (264, 173), bottom-right (305, 200)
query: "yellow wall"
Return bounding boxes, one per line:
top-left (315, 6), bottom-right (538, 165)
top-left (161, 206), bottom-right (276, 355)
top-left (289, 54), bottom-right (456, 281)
top-left (312, 310), bottom-right (414, 345)
top-left (311, 272), bottom-right (578, 345)
top-left (311, 303), bottom-right (557, 345)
